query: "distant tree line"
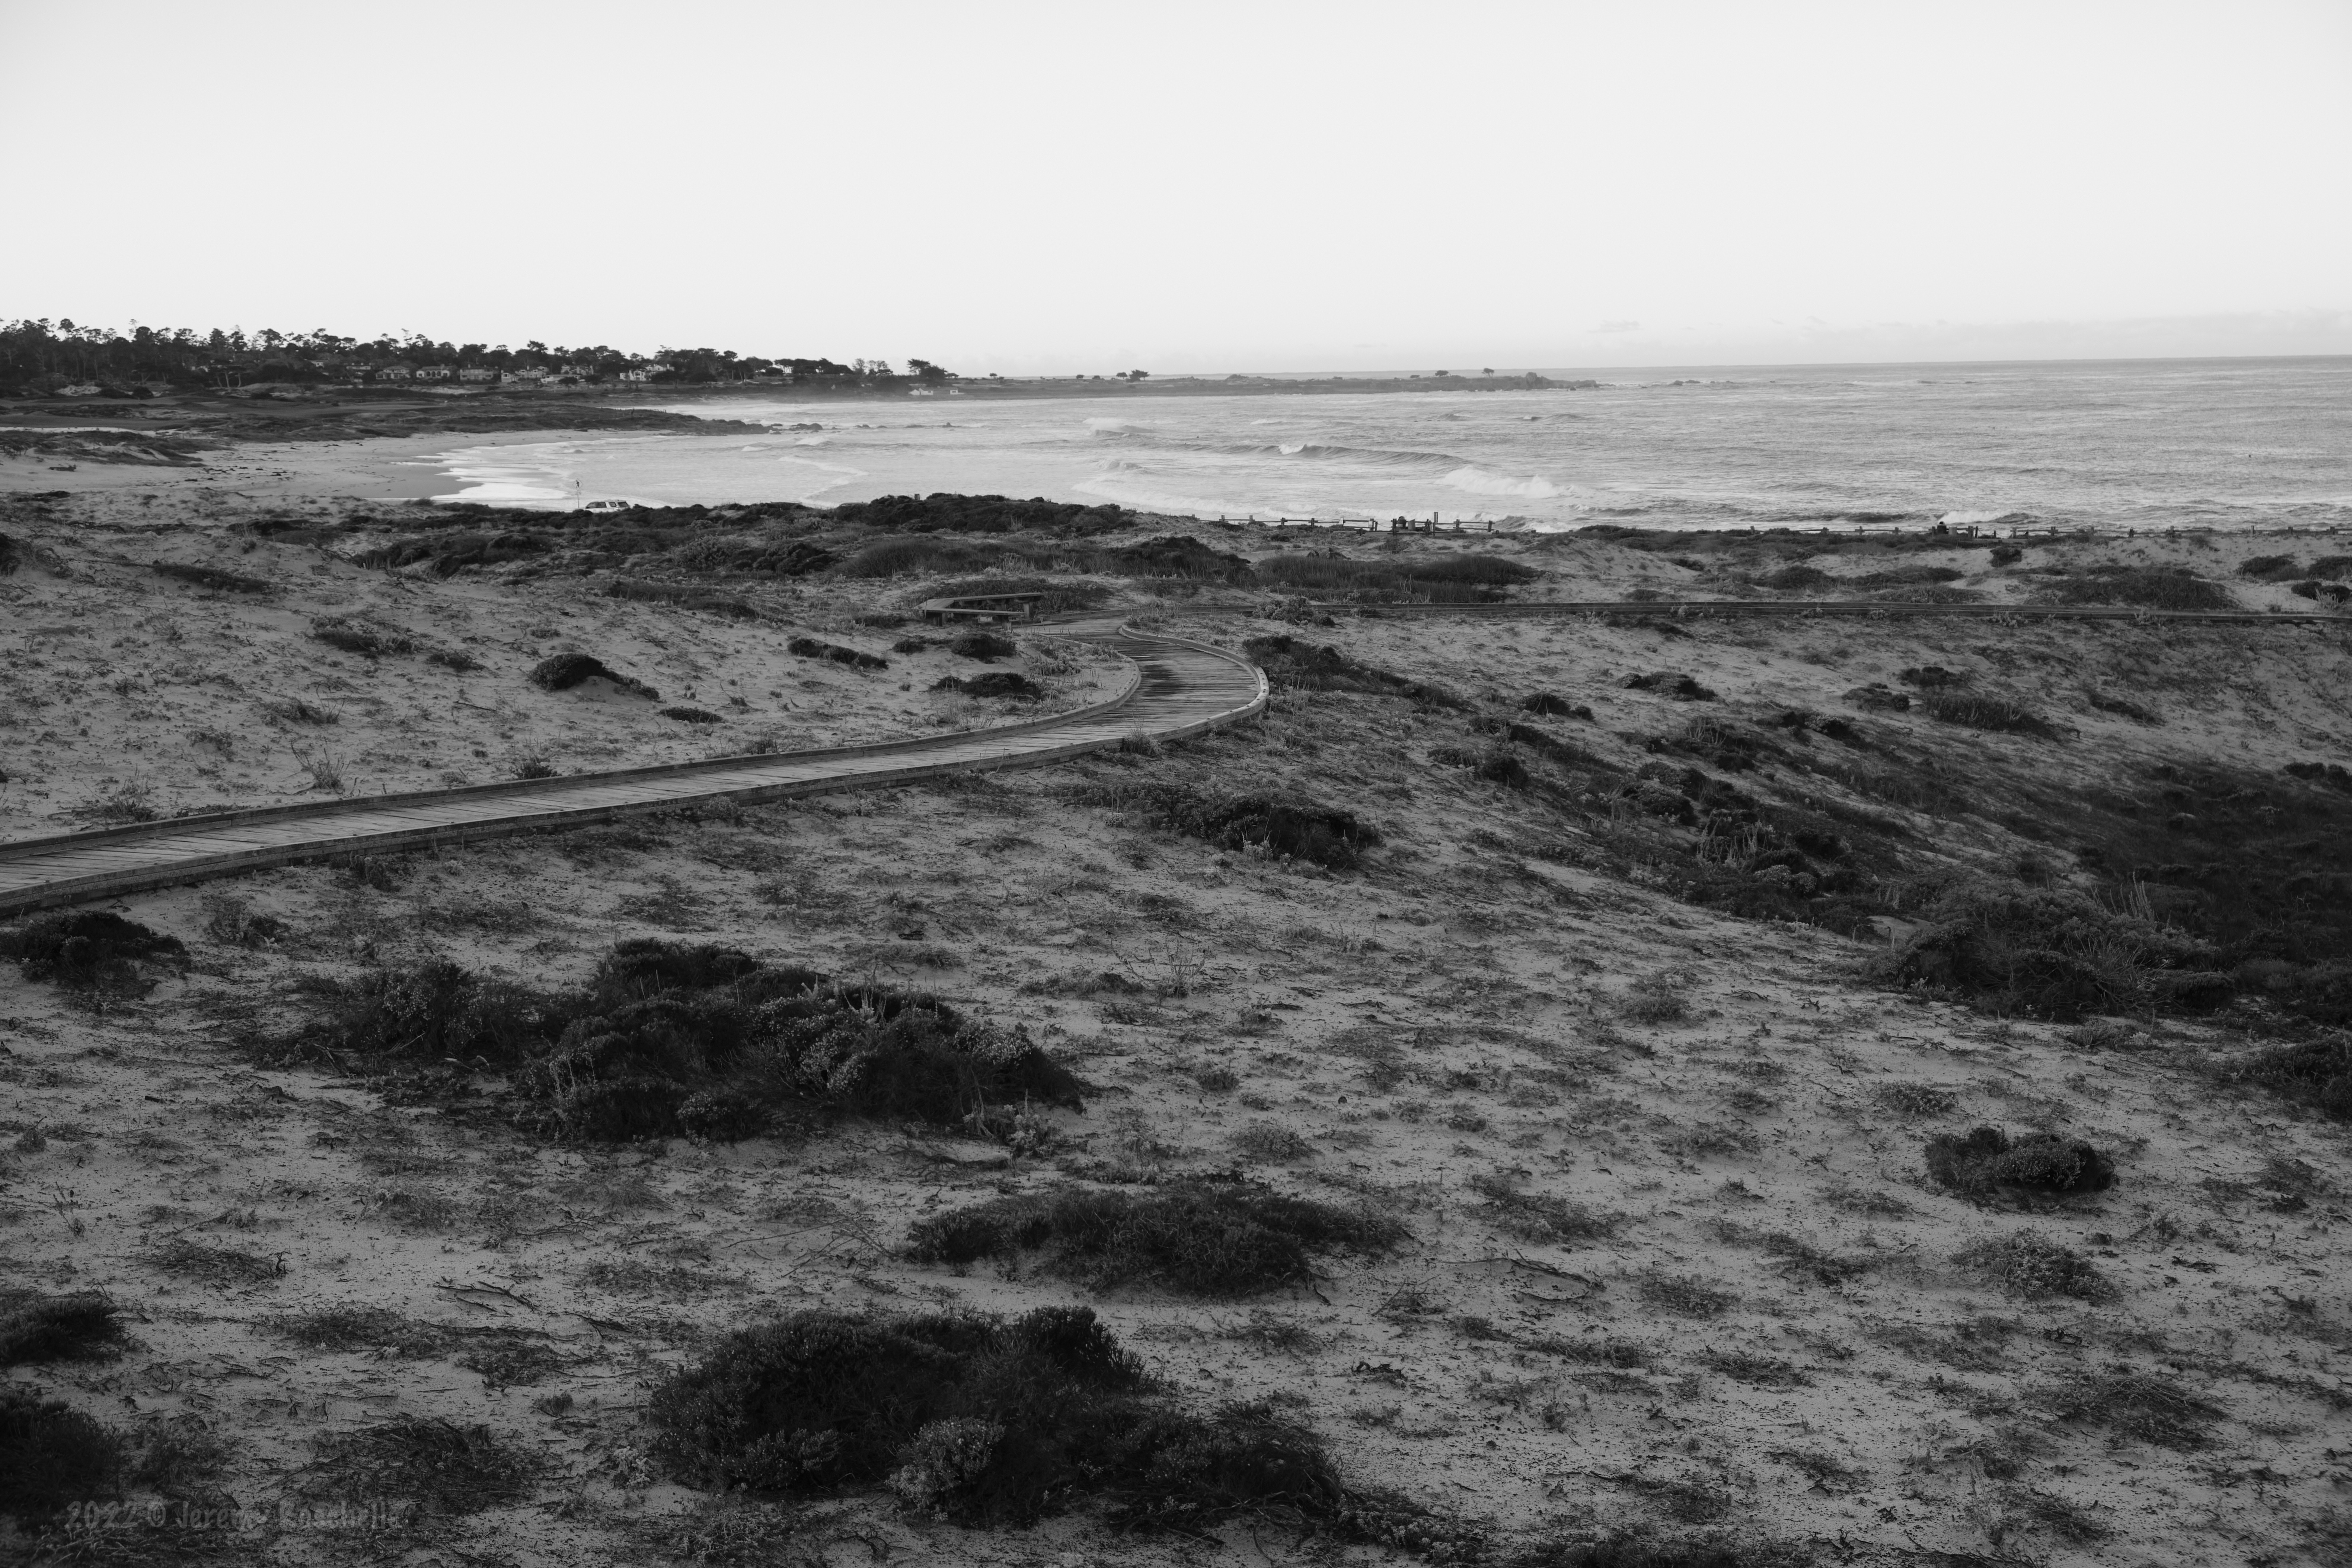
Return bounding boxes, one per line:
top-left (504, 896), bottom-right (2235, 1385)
top-left (0, 317), bottom-right (955, 395)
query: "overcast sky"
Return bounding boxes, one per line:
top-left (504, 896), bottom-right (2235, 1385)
top-left (5, 0), bottom-right (2349, 372)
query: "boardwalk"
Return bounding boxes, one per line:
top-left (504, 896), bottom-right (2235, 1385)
top-left (1316, 598), bottom-right (2345, 625)
top-left (0, 623), bottom-right (1267, 920)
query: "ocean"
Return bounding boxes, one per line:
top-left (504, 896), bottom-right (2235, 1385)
top-left (416, 356), bottom-right (2352, 534)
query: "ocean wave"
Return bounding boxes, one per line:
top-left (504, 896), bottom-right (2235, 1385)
top-left (1439, 464), bottom-right (1561, 499)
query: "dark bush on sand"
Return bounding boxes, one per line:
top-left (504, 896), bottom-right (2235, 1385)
top-left (1925, 1127), bottom-right (2117, 1196)
top-left (298, 940), bottom-right (1079, 1142)
top-left (832, 493), bottom-right (1131, 536)
top-left (529, 652), bottom-right (658, 697)
top-left (906, 1183), bottom-right (1408, 1296)
top-left (934, 672), bottom-right (1040, 700)
top-left (660, 706), bottom-right (722, 724)
top-left (786, 636), bottom-right (889, 671)
top-left (1, 911), bottom-right (185, 989)
top-left (1242, 634), bottom-right (1462, 706)
top-left (1254, 551), bottom-right (1536, 604)
top-left (2041, 567), bottom-right (2236, 612)
top-left (1623, 671), bottom-right (1717, 701)
top-left (1520, 692), bottom-right (1592, 720)
top-left (0, 1293), bottom-right (127, 1367)
top-left (2220, 1036), bottom-right (2352, 1120)
top-left (1869, 883), bottom-right (2229, 1021)
top-left (1069, 781), bottom-right (1382, 870)
top-left (153, 560), bottom-right (271, 593)
top-left (1919, 689), bottom-right (2060, 738)
top-left (649, 1305), bottom-right (1346, 1529)
top-left (1, 1387), bottom-right (123, 1523)
top-left (948, 629), bottom-right (1018, 661)
top-left (312, 616), bottom-right (417, 657)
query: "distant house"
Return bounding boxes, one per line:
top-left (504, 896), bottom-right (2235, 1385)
top-left (415, 365), bottom-right (453, 381)
top-left (374, 363), bottom-right (414, 381)
top-left (504, 366), bottom-right (548, 383)
top-left (457, 367), bottom-right (494, 383)
top-left (615, 368), bottom-right (651, 383)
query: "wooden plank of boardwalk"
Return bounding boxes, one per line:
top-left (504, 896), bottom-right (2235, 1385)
top-left (0, 624), bottom-right (1268, 919)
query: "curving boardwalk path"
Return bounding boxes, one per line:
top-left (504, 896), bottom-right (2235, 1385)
top-left (0, 622), bottom-right (1267, 919)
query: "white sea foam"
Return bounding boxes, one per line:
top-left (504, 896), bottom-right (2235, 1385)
top-left (1440, 464), bottom-right (1561, 499)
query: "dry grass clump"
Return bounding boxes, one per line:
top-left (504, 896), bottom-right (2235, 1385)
top-left (152, 1238), bottom-right (284, 1288)
top-left (904, 1182), bottom-right (1408, 1297)
top-left (1231, 1120), bottom-right (1317, 1162)
top-left (302, 1416), bottom-right (541, 1515)
top-left (648, 1306), bottom-right (1350, 1530)
top-left (0, 1292), bottom-right (127, 1366)
top-left (1467, 1171), bottom-right (1619, 1244)
top-left (2043, 1370), bottom-right (2226, 1450)
top-left (1622, 671), bottom-right (1717, 701)
top-left (1, 911), bottom-right (186, 990)
top-left (2221, 1035), bottom-right (2352, 1120)
top-left (1955, 1232), bottom-right (2116, 1302)
top-left (660, 705), bottom-right (723, 724)
top-left (1635, 1274), bottom-right (1738, 1319)
top-left (270, 1306), bottom-right (447, 1358)
top-left (1, 1387), bottom-right (124, 1523)
top-left (294, 940), bottom-right (1081, 1143)
top-left (1069, 780), bottom-right (1382, 870)
top-left (1924, 1127), bottom-right (2117, 1197)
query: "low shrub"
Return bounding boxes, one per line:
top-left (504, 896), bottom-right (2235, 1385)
top-left (303, 1417), bottom-right (540, 1515)
top-left (1757, 564), bottom-right (1832, 590)
top-left (786, 636), bottom-right (888, 671)
top-left (661, 706), bottom-right (723, 724)
top-left (1254, 551), bottom-right (1536, 604)
top-left (934, 672), bottom-right (1040, 700)
top-left (838, 536), bottom-right (1010, 578)
top-left (2238, 555), bottom-right (2301, 580)
top-left (1, 911), bottom-right (185, 989)
top-left (2044, 1371), bottom-right (2224, 1450)
top-left (1955, 1232), bottom-right (2115, 1301)
top-left (833, 493), bottom-right (1130, 537)
top-left (2220, 1035), bottom-right (2352, 1119)
top-left (649, 1306), bottom-right (1345, 1529)
top-left (1231, 1121), bottom-right (1316, 1162)
top-left (1067, 781), bottom-right (1382, 870)
top-left (948, 629), bottom-right (1018, 660)
top-left (607, 579), bottom-right (761, 619)
top-left (1844, 683), bottom-right (1909, 712)
top-left (1622, 672), bottom-right (1716, 701)
top-left (298, 940), bottom-right (1079, 1143)
top-left (0, 1388), bottom-right (123, 1523)
top-left (530, 652), bottom-right (658, 698)
top-left (425, 647), bottom-right (484, 672)
top-left (153, 560), bottom-right (270, 592)
top-left (1507, 1536), bottom-right (1778, 1568)
top-left (2041, 567), bottom-right (2236, 612)
top-left (1925, 1127), bottom-right (2116, 1196)
top-left (1867, 881), bottom-right (2229, 1021)
top-left (1919, 689), bottom-right (2059, 738)
top-left (904, 1182), bottom-right (1408, 1296)
top-left (1241, 634), bottom-right (1462, 706)
top-left (1467, 1172), bottom-right (1617, 1244)
top-left (0, 1292), bottom-right (126, 1366)
top-left (891, 636), bottom-right (931, 653)
top-left (1520, 692), bottom-right (1593, 720)
top-left (311, 616), bottom-right (417, 657)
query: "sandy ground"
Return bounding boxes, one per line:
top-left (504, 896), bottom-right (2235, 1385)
top-left (0, 497), bottom-right (1124, 841)
top-left (2, 478), bottom-right (2350, 1567)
